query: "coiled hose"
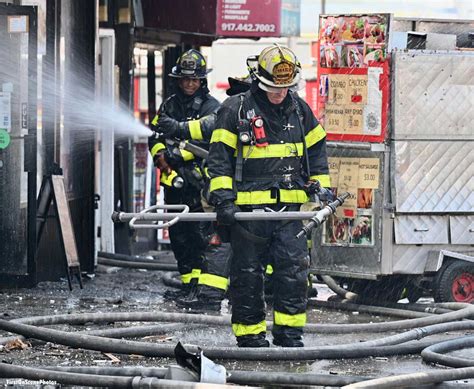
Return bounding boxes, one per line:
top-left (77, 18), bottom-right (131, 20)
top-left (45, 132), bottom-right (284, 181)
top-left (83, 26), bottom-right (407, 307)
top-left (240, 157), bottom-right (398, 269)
top-left (421, 335), bottom-right (474, 367)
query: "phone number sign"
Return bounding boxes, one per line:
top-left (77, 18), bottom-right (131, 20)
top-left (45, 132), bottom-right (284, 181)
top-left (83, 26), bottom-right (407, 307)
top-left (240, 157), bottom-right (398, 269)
top-left (217, 0), bottom-right (281, 37)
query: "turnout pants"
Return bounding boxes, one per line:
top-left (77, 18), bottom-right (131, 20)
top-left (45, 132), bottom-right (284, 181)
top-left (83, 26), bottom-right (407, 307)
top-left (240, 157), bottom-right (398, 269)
top-left (229, 214), bottom-right (309, 342)
top-left (198, 239), bottom-right (232, 300)
top-left (165, 185), bottom-right (207, 286)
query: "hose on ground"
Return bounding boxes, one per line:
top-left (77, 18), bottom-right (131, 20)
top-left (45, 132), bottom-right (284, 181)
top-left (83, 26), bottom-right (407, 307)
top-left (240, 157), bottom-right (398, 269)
top-left (421, 335), bottom-right (474, 368)
top-left (1, 315), bottom-right (473, 361)
top-left (0, 362), bottom-right (231, 389)
top-left (12, 302), bottom-right (474, 334)
top-left (309, 299), bottom-right (431, 319)
top-left (321, 275), bottom-right (358, 300)
top-left (47, 365), bottom-right (372, 387)
top-left (80, 323), bottom-right (192, 339)
top-left (0, 323), bottom-right (190, 346)
top-left (98, 251), bottom-right (176, 265)
top-left (342, 366), bottom-right (474, 389)
top-left (162, 271), bottom-right (182, 288)
top-left (97, 257), bottom-right (178, 271)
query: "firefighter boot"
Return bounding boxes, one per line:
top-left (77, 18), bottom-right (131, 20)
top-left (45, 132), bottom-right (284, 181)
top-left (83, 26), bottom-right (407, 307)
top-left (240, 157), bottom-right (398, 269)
top-left (163, 286), bottom-right (189, 301)
top-left (164, 279), bottom-right (197, 302)
top-left (272, 335), bottom-right (304, 348)
top-left (236, 334), bottom-right (270, 348)
top-left (176, 286), bottom-right (223, 312)
top-left (272, 327), bottom-right (304, 347)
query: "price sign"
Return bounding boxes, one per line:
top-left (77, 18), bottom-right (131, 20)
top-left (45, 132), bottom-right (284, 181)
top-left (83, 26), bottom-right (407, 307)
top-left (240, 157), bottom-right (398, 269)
top-left (336, 158), bottom-right (359, 219)
top-left (358, 158), bottom-right (380, 189)
top-left (328, 157), bottom-right (341, 188)
top-left (343, 105), bottom-right (364, 134)
top-left (324, 105), bottom-right (345, 133)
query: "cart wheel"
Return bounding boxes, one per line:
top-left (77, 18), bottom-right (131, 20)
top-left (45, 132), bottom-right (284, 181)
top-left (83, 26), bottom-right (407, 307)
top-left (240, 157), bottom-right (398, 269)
top-left (434, 261), bottom-right (474, 303)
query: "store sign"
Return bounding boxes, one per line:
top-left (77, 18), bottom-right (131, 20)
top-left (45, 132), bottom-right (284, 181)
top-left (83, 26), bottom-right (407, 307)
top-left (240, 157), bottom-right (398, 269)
top-left (216, 0), bottom-right (281, 37)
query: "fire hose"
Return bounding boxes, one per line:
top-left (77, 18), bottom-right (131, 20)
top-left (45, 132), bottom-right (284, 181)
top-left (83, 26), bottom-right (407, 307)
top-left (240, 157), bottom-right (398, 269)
top-left (111, 193), bottom-right (350, 238)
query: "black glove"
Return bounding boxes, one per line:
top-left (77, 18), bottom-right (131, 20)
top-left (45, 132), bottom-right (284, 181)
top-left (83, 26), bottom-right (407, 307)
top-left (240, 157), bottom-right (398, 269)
top-left (216, 200), bottom-right (240, 226)
top-left (157, 114), bottom-right (186, 138)
top-left (318, 187), bottom-right (334, 202)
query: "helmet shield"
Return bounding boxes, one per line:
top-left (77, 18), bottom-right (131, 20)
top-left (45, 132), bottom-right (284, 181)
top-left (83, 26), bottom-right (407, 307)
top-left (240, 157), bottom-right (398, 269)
top-left (169, 49), bottom-right (211, 79)
top-left (249, 44), bottom-right (301, 91)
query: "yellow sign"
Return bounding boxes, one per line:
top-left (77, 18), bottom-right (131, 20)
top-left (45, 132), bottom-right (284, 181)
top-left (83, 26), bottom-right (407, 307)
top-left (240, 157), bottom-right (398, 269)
top-left (358, 158), bottom-right (380, 189)
top-left (324, 105), bottom-right (345, 133)
top-left (343, 105), bottom-right (364, 134)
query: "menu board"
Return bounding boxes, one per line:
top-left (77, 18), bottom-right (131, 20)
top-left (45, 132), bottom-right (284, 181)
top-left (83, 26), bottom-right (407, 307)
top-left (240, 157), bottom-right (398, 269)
top-left (322, 157), bottom-right (380, 246)
top-left (315, 13), bottom-right (391, 141)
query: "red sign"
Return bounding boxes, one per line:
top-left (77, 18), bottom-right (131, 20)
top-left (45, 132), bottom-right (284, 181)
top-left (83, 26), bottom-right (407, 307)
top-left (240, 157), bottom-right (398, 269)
top-left (216, 0), bottom-right (281, 37)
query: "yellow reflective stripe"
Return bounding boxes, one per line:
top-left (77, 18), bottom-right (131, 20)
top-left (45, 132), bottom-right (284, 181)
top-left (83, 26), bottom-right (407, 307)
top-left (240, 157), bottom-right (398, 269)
top-left (239, 143), bottom-right (303, 159)
top-left (232, 321), bottom-right (267, 337)
top-left (274, 311), bottom-right (306, 327)
top-left (310, 174), bottom-right (331, 188)
top-left (181, 272), bottom-right (193, 284)
top-left (265, 264), bottom-right (273, 275)
top-left (150, 142), bottom-right (165, 157)
top-left (235, 189), bottom-right (308, 205)
top-left (180, 149), bottom-right (195, 161)
top-left (211, 129), bottom-right (237, 149)
top-left (188, 120), bottom-right (203, 140)
top-left (161, 170), bottom-right (178, 186)
top-left (307, 239), bottom-right (312, 249)
top-left (236, 190), bottom-right (276, 205)
top-left (191, 268), bottom-right (202, 279)
top-left (305, 124), bottom-right (326, 148)
top-left (210, 176), bottom-right (233, 192)
top-left (198, 273), bottom-right (229, 291)
top-left (151, 114), bottom-right (159, 126)
top-left (279, 189), bottom-right (308, 203)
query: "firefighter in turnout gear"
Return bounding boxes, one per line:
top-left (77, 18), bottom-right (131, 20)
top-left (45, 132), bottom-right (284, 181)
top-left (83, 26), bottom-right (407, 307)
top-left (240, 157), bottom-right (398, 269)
top-left (148, 49), bottom-right (226, 304)
top-left (207, 44), bottom-right (330, 347)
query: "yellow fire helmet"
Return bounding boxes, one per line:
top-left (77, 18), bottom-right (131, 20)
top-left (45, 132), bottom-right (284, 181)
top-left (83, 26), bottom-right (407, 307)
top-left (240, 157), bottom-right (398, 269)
top-left (248, 44), bottom-right (302, 92)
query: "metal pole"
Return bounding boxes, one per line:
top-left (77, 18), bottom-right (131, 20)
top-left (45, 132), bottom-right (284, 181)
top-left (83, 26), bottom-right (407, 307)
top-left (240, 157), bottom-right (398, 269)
top-left (112, 193), bottom-right (350, 227)
top-left (113, 210), bottom-right (321, 223)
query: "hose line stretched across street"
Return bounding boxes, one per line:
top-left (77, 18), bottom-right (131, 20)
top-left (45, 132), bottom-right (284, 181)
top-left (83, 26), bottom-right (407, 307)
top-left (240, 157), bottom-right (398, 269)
top-left (0, 303), bottom-right (473, 386)
top-left (2, 315), bottom-right (474, 360)
top-left (44, 365), bottom-right (372, 387)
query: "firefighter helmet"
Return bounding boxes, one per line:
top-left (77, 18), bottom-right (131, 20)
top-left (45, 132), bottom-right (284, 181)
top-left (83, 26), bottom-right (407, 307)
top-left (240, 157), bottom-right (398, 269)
top-left (248, 44), bottom-right (301, 92)
top-left (169, 49), bottom-right (211, 79)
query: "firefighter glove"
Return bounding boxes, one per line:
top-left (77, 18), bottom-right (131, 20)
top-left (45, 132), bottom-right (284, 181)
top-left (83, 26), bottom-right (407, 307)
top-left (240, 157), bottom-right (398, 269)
top-left (216, 200), bottom-right (240, 226)
top-left (157, 114), bottom-right (186, 138)
top-left (318, 187), bottom-right (334, 202)
top-left (153, 152), bottom-right (172, 174)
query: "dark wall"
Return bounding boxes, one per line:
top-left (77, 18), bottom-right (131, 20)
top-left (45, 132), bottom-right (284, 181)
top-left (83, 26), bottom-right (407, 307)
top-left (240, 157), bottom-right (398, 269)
top-left (37, 0), bottom-right (96, 280)
top-left (141, 0), bottom-right (217, 35)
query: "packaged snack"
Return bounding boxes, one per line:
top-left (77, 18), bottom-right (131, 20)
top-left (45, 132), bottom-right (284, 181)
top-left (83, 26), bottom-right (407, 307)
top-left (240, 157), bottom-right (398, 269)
top-left (344, 45), bottom-right (364, 67)
top-left (364, 44), bottom-right (386, 64)
top-left (364, 23), bottom-right (386, 44)
top-left (323, 45), bottom-right (341, 68)
top-left (347, 17), bottom-right (365, 42)
top-left (320, 17), bottom-right (342, 44)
